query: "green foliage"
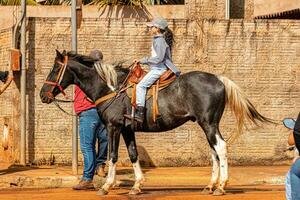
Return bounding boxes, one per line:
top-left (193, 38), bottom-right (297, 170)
top-left (89, 0), bottom-right (142, 6)
top-left (0, 0), bottom-right (37, 5)
top-left (0, 0), bottom-right (184, 5)
top-left (89, 0), bottom-right (184, 6)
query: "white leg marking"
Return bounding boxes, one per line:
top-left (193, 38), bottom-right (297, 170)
top-left (102, 159), bottom-right (116, 191)
top-left (213, 134), bottom-right (228, 189)
top-left (209, 149), bottom-right (220, 188)
top-left (132, 160), bottom-right (145, 190)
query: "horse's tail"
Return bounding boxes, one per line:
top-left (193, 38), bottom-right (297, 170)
top-left (218, 75), bottom-right (274, 142)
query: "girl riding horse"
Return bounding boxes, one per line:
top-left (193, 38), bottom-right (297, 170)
top-left (124, 18), bottom-right (181, 123)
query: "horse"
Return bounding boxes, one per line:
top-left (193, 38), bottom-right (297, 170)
top-left (40, 50), bottom-right (272, 196)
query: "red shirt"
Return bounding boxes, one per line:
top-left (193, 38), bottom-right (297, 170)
top-left (74, 86), bottom-right (95, 114)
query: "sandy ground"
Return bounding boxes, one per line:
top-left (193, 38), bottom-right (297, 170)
top-left (0, 165), bottom-right (288, 200)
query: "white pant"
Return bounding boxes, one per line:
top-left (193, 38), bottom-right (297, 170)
top-left (136, 68), bottom-right (167, 107)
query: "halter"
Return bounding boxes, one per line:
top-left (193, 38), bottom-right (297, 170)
top-left (44, 56), bottom-right (69, 99)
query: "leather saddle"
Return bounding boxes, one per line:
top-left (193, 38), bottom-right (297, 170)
top-left (126, 63), bottom-right (177, 122)
top-left (128, 63), bottom-right (176, 84)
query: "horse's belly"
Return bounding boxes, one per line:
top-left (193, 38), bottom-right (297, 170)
top-left (138, 115), bottom-right (192, 132)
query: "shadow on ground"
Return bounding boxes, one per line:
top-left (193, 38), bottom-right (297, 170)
top-left (0, 165), bottom-right (50, 176)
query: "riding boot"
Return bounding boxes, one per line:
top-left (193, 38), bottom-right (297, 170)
top-left (123, 106), bottom-right (145, 123)
top-left (134, 106), bottom-right (145, 123)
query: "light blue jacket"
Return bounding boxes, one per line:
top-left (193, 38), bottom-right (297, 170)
top-left (140, 34), bottom-right (180, 75)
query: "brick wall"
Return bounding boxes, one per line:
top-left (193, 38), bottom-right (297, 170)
top-left (230, 0), bottom-right (254, 19)
top-left (186, 0), bottom-right (254, 20)
top-left (195, 19), bottom-right (300, 165)
top-left (26, 17), bottom-right (300, 166)
top-left (0, 5), bottom-right (299, 166)
top-left (0, 28), bottom-right (20, 163)
top-left (29, 17), bottom-right (200, 165)
top-left (186, 0), bottom-right (226, 20)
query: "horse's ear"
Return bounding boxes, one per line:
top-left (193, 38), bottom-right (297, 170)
top-left (56, 49), bottom-right (63, 61)
top-left (62, 50), bottom-right (67, 56)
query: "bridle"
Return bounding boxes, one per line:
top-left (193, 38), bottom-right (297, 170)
top-left (43, 55), bottom-right (77, 116)
top-left (43, 55), bottom-right (136, 116)
top-left (44, 56), bottom-right (69, 99)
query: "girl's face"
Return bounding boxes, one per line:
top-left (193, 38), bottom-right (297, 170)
top-left (149, 26), bottom-right (160, 36)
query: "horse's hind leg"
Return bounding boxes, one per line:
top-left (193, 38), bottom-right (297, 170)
top-left (200, 122), bottom-right (228, 195)
top-left (122, 128), bottom-right (145, 195)
top-left (202, 148), bottom-right (220, 194)
top-left (213, 130), bottom-right (228, 195)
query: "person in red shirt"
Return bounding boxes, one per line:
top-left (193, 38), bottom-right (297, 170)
top-left (72, 50), bottom-right (108, 190)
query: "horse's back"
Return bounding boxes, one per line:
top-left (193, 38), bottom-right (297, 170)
top-left (179, 71), bottom-right (224, 93)
top-left (141, 71), bottom-right (226, 132)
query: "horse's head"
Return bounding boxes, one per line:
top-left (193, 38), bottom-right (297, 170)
top-left (40, 50), bottom-right (74, 104)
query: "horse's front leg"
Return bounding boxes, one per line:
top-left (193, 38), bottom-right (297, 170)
top-left (97, 125), bottom-right (121, 196)
top-left (122, 128), bottom-right (145, 195)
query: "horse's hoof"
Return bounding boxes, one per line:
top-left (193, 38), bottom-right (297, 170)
top-left (202, 187), bottom-right (213, 194)
top-left (96, 189), bottom-right (109, 196)
top-left (129, 188), bottom-right (142, 195)
top-left (213, 188), bottom-right (225, 196)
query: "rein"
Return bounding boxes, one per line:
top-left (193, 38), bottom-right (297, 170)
top-left (53, 100), bottom-right (77, 116)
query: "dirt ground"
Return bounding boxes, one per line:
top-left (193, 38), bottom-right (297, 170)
top-left (0, 185), bottom-right (285, 200)
top-left (0, 166), bottom-right (288, 200)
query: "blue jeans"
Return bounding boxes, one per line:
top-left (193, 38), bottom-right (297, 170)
top-left (79, 108), bottom-right (108, 181)
top-left (136, 68), bottom-right (167, 107)
top-left (286, 158), bottom-right (300, 200)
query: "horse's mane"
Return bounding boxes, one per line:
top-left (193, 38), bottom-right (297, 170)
top-left (66, 51), bottom-right (129, 91)
top-left (67, 51), bottom-right (96, 66)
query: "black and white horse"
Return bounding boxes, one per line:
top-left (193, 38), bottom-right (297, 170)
top-left (40, 50), bottom-right (272, 196)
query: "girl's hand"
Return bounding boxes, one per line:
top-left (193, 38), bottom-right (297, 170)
top-left (7, 71), bottom-right (13, 81)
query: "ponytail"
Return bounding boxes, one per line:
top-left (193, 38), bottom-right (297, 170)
top-left (161, 27), bottom-right (174, 53)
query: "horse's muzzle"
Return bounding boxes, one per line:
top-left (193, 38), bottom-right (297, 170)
top-left (40, 91), bottom-right (54, 104)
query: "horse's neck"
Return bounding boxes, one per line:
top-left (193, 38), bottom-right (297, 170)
top-left (71, 62), bottom-right (129, 102)
top-left (70, 61), bottom-right (110, 101)
top-left (115, 68), bottom-right (130, 87)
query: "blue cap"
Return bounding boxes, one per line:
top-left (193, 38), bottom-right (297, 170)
top-left (283, 118), bottom-right (296, 130)
top-left (146, 18), bottom-right (168, 30)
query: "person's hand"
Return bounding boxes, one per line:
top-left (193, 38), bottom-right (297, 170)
top-left (7, 71), bottom-right (13, 81)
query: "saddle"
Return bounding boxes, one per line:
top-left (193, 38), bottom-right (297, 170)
top-left (126, 63), bottom-right (176, 122)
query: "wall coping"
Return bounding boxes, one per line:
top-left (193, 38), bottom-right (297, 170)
top-left (0, 5), bottom-right (185, 29)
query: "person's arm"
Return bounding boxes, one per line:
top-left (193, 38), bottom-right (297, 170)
top-left (140, 38), bottom-right (167, 65)
top-left (288, 132), bottom-right (295, 146)
top-left (0, 71), bottom-right (13, 95)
